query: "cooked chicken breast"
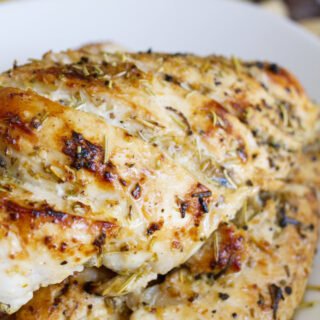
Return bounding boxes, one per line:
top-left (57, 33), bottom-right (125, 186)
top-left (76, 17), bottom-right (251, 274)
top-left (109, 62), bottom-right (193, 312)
top-left (128, 185), bottom-right (319, 320)
top-left (0, 47), bottom-right (318, 188)
top-left (12, 184), bottom-right (319, 320)
top-left (10, 268), bottom-right (128, 320)
top-left (0, 88), bottom-right (252, 313)
top-left (0, 46), bottom-right (318, 316)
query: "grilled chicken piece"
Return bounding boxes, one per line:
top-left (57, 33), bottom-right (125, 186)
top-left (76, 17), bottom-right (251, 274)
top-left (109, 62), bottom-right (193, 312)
top-left (0, 47), bottom-right (318, 189)
top-left (11, 268), bottom-right (129, 320)
top-left (0, 88), bottom-right (251, 313)
top-left (12, 184), bottom-right (319, 320)
top-left (128, 185), bottom-right (319, 320)
top-left (0, 47), bottom-right (318, 315)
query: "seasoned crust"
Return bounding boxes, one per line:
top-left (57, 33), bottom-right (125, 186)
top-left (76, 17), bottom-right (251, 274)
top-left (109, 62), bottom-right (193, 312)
top-left (125, 185), bottom-right (319, 320)
top-left (1, 48), bottom-right (318, 186)
top-left (0, 47), bottom-right (318, 318)
top-left (12, 186), bottom-right (319, 320)
top-left (0, 87), bottom-right (251, 313)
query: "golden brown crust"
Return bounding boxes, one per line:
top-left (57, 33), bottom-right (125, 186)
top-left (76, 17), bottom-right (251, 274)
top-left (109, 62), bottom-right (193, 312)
top-left (127, 186), bottom-right (319, 320)
top-left (12, 186), bottom-right (319, 320)
top-left (1, 49), bottom-right (318, 185)
top-left (0, 47), bottom-right (318, 319)
top-left (0, 87), bottom-right (235, 313)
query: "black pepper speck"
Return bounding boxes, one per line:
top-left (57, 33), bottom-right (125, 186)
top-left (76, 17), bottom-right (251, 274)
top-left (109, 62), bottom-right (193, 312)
top-left (218, 292), bottom-right (230, 301)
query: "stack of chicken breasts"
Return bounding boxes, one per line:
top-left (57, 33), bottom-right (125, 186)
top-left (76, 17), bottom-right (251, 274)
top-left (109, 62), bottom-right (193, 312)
top-left (0, 43), bottom-right (319, 320)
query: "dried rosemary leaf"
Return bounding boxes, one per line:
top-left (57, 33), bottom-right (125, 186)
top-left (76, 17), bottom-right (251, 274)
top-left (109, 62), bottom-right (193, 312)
top-left (235, 199), bottom-right (248, 227)
top-left (279, 103), bottom-right (289, 127)
top-left (100, 269), bottom-right (144, 297)
top-left (140, 80), bottom-right (155, 96)
top-left (165, 106), bottom-right (192, 135)
top-left (135, 117), bottom-right (157, 129)
top-left (212, 111), bottom-right (218, 127)
top-left (104, 135), bottom-right (109, 164)
top-left (307, 285), bottom-right (320, 291)
top-left (114, 71), bottom-right (127, 78)
top-left (223, 169), bottom-right (237, 189)
top-left (155, 158), bottom-right (161, 170)
top-left (213, 231), bottom-right (220, 260)
top-left (49, 165), bottom-right (66, 183)
top-left (193, 136), bottom-right (202, 161)
top-left (138, 130), bottom-right (148, 142)
top-left (200, 159), bottom-right (211, 172)
top-left (82, 65), bottom-right (90, 76)
top-left (148, 236), bottom-right (157, 250)
top-left (232, 56), bottom-right (242, 74)
top-left (169, 114), bottom-right (186, 130)
top-left (299, 301), bottom-right (317, 309)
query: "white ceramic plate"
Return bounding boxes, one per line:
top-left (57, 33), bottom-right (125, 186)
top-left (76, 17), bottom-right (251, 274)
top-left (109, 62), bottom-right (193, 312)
top-left (0, 0), bottom-right (319, 318)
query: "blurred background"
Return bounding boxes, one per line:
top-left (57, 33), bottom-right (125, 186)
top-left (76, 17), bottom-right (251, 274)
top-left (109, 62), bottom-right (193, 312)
top-left (0, 0), bottom-right (319, 38)
top-left (1, 0), bottom-right (319, 37)
top-left (244, 0), bottom-right (320, 36)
